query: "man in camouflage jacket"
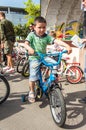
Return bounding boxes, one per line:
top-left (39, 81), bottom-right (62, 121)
top-left (0, 11), bottom-right (15, 73)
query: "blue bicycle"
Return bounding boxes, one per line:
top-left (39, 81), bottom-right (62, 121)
top-left (0, 63), bottom-right (10, 104)
top-left (0, 73), bottom-right (10, 104)
top-left (22, 50), bottom-right (67, 127)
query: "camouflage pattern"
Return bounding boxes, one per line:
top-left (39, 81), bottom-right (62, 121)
top-left (0, 19), bottom-right (15, 42)
top-left (4, 40), bottom-right (14, 54)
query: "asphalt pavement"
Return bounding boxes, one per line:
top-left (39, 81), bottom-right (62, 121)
top-left (0, 72), bottom-right (86, 130)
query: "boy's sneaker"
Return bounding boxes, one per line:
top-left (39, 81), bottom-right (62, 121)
top-left (3, 66), bottom-right (10, 72)
top-left (5, 68), bottom-right (15, 74)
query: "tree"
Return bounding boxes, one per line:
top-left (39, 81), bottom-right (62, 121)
top-left (14, 24), bottom-right (29, 40)
top-left (24, 0), bottom-right (40, 26)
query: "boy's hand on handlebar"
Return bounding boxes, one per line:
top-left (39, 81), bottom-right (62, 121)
top-left (28, 48), bottom-right (35, 55)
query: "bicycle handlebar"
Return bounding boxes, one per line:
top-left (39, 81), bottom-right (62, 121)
top-left (36, 50), bottom-right (68, 67)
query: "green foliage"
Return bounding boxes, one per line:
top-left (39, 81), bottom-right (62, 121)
top-left (14, 24), bottom-right (30, 40)
top-left (13, 0), bottom-right (40, 40)
top-left (24, 0), bottom-right (40, 26)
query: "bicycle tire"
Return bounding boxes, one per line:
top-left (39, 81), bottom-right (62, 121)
top-left (17, 57), bottom-right (26, 73)
top-left (49, 87), bottom-right (66, 127)
top-left (0, 75), bottom-right (10, 104)
top-left (66, 66), bottom-right (83, 84)
top-left (35, 81), bottom-right (43, 99)
top-left (22, 62), bottom-right (29, 77)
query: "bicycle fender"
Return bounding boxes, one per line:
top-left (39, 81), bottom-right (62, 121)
top-left (50, 82), bottom-right (62, 90)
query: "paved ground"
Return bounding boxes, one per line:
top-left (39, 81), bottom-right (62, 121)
top-left (0, 72), bottom-right (86, 130)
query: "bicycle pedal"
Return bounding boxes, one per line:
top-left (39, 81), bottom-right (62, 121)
top-left (36, 88), bottom-right (43, 99)
top-left (21, 94), bottom-right (28, 102)
top-left (59, 83), bottom-right (62, 89)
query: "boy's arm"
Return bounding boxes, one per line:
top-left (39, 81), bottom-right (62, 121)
top-left (82, 38), bottom-right (86, 43)
top-left (54, 39), bottom-right (72, 54)
top-left (24, 41), bottom-right (34, 55)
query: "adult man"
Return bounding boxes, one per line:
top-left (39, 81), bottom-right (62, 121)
top-left (0, 40), bottom-right (1, 63)
top-left (81, 0), bottom-right (86, 38)
top-left (0, 21), bottom-right (1, 62)
top-left (0, 11), bottom-right (15, 73)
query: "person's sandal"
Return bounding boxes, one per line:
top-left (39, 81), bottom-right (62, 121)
top-left (28, 91), bottom-right (35, 103)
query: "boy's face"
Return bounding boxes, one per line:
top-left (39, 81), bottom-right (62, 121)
top-left (34, 22), bottom-right (46, 36)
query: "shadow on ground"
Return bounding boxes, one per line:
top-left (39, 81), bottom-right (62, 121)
top-left (64, 90), bottom-right (86, 129)
top-left (4, 72), bottom-right (28, 82)
top-left (0, 92), bottom-right (49, 121)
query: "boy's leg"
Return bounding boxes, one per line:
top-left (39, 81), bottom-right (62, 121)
top-left (29, 81), bottom-right (35, 92)
top-left (28, 60), bottom-right (40, 103)
top-left (28, 81), bottom-right (36, 103)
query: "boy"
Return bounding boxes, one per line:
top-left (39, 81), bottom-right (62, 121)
top-left (24, 16), bottom-right (72, 103)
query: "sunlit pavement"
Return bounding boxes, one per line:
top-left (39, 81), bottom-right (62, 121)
top-left (0, 72), bottom-right (86, 130)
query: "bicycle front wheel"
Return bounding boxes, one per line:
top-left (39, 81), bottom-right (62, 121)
top-left (0, 75), bottom-right (10, 104)
top-left (66, 66), bottom-right (83, 84)
top-left (49, 87), bottom-right (66, 127)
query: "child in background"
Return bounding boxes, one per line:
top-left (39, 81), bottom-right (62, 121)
top-left (47, 30), bottom-right (64, 53)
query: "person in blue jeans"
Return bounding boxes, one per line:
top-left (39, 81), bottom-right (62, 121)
top-left (79, 21), bottom-right (86, 103)
top-left (24, 16), bottom-right (72, 103)
top-left (81, 0), bottom-right (86, 38)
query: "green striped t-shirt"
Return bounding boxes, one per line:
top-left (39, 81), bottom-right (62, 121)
top-left (26, 32), bottom-right (54, 60)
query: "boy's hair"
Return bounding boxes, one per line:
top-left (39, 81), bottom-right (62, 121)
top-left (0, 11), bottom-right (5, 18)
top-left (34, 16), bottom-right (46, 25)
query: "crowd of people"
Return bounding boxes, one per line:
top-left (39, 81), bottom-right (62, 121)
top-left (0, 11), bottom-right (72, 103)
top-left (0, 0), bottom-right (86, 103)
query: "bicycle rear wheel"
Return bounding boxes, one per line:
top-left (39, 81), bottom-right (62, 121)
top-left (49, 86), bottom-right (66, 127)
top-left (66, 66), bottom-right (83, 84)
top-left (17, 57), bottom-right (26, 73)
top-left (0, 75), bottom-right (10, 104)
top-left (22, 62), bottom-right (29, 77)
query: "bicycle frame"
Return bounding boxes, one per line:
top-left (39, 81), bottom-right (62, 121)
top-left (57, 60), bottom-right (80, 76)
top-left (21, 51), bottom-right (67, 127)
top-left (38, 67), bottom-right (56, 93)
top-left (36, 50), bottom-right (67, 93)
top-left (41, 59), bottom-right (76, 78)
top-left (57, 60), bottom-right (74, 76)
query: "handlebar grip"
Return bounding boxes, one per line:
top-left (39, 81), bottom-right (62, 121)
top-left (62, 50), bottom-right (68, 53)
top-left (35, 50), bottom-right (68, 57)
